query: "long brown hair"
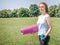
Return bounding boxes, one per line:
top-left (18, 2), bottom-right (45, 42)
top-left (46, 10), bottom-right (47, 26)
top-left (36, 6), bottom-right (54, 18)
top-left (40, 2), bottom-right (48, 14)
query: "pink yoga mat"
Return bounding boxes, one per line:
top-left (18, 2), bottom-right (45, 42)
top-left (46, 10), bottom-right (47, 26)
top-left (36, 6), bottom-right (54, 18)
top-left (21, 24), bottom-right (38, 35)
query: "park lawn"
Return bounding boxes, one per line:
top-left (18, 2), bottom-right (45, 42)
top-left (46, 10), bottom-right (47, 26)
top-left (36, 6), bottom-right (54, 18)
top-left (0, 17), bottom-right (60, 45)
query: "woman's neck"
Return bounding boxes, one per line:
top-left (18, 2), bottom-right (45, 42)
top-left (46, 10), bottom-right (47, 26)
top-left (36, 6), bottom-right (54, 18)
top-left (41, 13), bottom-right (46, 15)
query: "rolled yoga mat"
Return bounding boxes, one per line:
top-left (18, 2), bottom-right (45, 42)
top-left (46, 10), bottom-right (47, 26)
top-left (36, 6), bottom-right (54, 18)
top-left (21, 24), bottom-right (38, 35)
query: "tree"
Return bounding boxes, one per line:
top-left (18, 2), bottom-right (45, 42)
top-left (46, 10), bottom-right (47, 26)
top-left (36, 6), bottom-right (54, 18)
top-left (55, 4), bottom-right (60, 17)
top-left (0, 9), bottom-right (11, 18)
top-left (49, 5), bottom-right (57, 17)
top-left (17, 8), bottom-right (30, 17)
top-left (29, 4), bottom-right (40, 17)
top-left (11, 9), bottom-right (18, 17)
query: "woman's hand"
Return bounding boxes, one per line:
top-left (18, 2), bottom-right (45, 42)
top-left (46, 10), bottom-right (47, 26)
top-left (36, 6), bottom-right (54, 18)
top-left (45, 33), bottom-right (48, 37)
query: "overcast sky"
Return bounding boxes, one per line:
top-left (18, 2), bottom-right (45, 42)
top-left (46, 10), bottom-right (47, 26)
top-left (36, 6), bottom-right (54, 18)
top-left (0, 0), bottom-right (60, 10)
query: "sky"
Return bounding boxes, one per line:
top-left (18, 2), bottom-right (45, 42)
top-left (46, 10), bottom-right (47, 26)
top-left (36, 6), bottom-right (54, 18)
top-left (0, 0), bottom-right (60, 10)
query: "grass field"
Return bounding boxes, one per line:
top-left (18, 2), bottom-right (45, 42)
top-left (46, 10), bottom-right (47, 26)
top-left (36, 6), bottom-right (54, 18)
top-left (0, 17), bottom-right (60, 45)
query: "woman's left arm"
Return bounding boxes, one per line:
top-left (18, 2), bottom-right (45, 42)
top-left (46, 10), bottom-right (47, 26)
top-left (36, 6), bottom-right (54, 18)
top-left (45, 15), bottom-right (52, 36)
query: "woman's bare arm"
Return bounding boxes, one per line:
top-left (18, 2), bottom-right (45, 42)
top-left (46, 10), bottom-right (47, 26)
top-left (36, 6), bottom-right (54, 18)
top-left (45, 15), bottom-right (52, 36)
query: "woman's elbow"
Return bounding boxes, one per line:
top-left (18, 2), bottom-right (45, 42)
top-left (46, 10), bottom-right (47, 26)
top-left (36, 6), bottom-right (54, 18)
top-left (49, 26), bottom-right (52, 32)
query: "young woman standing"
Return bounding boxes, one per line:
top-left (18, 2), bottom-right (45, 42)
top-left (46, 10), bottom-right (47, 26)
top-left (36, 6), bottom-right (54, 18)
top-left (37, 2), bottom-right (52, 45)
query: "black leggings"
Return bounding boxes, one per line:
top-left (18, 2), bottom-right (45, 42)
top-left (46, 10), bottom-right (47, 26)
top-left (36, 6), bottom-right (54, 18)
top-left (39, 35), bottom-right (50, 45)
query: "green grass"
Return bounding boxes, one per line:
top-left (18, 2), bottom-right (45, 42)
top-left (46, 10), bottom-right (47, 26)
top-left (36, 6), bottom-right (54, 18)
top-left (0, 17), bottom-right (60, 45)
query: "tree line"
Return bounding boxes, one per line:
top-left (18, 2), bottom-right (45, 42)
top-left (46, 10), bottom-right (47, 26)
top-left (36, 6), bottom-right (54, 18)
top-left (0, 4), bottom-right (60, 18)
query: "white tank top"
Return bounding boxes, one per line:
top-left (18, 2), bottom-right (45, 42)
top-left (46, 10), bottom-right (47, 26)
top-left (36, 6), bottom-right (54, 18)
top-left (37, 14), bottom-right (49, 35)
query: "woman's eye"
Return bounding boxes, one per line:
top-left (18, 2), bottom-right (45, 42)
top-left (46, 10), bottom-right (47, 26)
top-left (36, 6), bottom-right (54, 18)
top-left (39, 6), bottom-right (44, 8)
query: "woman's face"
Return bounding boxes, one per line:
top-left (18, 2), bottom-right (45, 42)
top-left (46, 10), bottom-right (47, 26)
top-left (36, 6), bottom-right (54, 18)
top-left (39, 4), bottom-right (46, 14)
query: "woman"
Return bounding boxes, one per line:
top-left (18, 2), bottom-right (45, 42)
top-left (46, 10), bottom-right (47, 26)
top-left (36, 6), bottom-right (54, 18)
top-left (37, 2), bottom-right (52, 45)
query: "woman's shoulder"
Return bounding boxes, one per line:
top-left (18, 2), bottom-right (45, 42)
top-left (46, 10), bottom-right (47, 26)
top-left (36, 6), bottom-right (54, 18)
top-left (45, 14), bottom-right (50, 18)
